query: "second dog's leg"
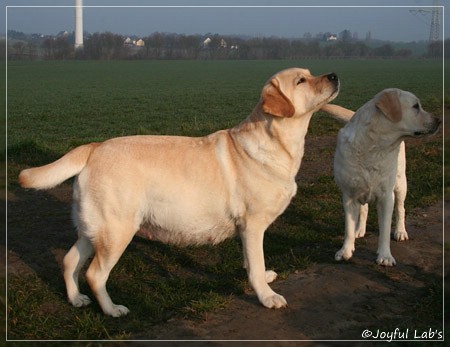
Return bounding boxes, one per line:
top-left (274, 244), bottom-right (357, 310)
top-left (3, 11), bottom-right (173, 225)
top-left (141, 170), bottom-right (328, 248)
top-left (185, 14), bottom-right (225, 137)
top-left (394, 142), bottom-right (408, 241)
top-left (336, 194), bottom-right (359, 261)
top-left (355, 203), bottom-right (369, 238)
top-left (376, 193), bottom-right (396, 266)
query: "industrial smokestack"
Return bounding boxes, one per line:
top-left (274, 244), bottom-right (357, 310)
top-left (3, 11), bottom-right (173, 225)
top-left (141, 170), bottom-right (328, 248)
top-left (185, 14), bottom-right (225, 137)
top-left (75, 0), bottom-right (83, 49)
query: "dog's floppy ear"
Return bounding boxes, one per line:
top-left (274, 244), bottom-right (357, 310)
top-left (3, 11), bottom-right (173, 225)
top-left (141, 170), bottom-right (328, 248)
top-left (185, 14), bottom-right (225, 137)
top-left (262, 78), bottom-right (295, 118)
top-left (375, 89), bottom-right (402, 123)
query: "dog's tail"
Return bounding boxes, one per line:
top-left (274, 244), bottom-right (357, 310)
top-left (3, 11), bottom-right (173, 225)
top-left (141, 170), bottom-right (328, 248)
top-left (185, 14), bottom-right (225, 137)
top-left (19, 143), bottom-right (100, 190)
top-left (321, 104), bottom-right (355, 123)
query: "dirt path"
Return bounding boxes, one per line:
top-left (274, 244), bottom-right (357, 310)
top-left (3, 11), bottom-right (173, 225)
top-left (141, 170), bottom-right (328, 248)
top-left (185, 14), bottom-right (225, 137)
top-left (132, 201), bottom-right (445, 342)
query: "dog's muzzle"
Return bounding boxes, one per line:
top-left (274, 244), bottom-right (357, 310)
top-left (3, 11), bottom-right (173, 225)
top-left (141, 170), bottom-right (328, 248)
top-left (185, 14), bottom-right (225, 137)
top-left (327, 72), bottom-right (340, 94)
top-left (414, 117), bottom-right (441, 137)
top-left (327, 72), bottom-right (338, 84)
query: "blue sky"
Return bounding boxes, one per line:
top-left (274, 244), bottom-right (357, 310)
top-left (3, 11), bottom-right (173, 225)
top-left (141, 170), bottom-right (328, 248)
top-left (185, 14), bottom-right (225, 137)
top-left (3, 0), bottom-right (449, 42)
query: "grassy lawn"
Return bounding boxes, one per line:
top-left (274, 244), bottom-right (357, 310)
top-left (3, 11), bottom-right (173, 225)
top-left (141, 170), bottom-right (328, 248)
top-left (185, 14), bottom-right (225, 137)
top-left (6, 59), bottom-right (443, 340)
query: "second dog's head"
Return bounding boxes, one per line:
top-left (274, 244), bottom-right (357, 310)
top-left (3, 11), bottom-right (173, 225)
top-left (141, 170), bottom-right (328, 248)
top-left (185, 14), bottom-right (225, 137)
top-left (375, 88), bottom-right (441, 138)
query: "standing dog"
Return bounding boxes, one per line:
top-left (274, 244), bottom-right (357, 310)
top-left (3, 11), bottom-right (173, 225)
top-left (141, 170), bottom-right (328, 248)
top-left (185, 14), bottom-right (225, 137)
top-left (321, 105), bottom-right (409, 242)
top-left (19, 68), bottom-right (343, 316)
top-left (333, 89), bottom-right (440, 266)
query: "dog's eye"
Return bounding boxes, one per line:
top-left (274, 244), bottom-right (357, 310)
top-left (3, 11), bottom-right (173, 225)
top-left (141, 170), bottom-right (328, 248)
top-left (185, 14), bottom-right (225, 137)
top-left (413, 103), bottom-right (420, 110)
top-left (297, 77), bottom-right (306, 85)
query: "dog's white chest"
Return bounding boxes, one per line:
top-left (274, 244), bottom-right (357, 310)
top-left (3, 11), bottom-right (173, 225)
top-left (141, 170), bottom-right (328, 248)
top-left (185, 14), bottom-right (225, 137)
top-left (335, 143), bottom-right (399, 204)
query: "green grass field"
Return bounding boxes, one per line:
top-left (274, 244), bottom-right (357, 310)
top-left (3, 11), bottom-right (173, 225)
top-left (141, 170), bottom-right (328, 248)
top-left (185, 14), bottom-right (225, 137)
top-left (6, 59), bottom-right (444, 340)
top-left (7, 60), bottom-right (443, 153)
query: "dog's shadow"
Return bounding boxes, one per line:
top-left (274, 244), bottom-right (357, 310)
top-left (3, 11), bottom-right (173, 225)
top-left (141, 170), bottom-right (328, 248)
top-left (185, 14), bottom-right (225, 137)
top-left (7, 185), bottom-right (247, 307)
top-left (8, 187), bottom-right (75, 292)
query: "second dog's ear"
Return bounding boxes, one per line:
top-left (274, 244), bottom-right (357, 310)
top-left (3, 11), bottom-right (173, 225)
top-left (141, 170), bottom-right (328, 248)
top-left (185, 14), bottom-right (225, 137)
top-left (376, 89), bottom-right (402, 123)
top-left (262, 78), bottom-right (295, 118)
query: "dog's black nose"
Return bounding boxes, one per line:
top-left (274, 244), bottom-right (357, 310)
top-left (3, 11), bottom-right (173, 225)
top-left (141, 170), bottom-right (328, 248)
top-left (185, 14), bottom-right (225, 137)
top-left (327, 73), bottom-right (338, 82)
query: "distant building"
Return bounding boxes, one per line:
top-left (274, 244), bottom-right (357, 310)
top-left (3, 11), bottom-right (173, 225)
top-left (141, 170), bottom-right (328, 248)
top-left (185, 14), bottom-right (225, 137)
top-left (327, 34), bottom-right (337, 41)
top-left (58, 30), bottom-right (69, 37)
top-left (124, 37), bottom-right (145, 47)
top-left (202, 37), bottom-right (212, 47)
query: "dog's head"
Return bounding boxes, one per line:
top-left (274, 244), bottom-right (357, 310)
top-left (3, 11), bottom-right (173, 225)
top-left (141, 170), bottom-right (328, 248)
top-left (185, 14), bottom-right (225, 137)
top-left (261, 68), bottom-right (340, 118)
top-left (375, 88), bottom-right (441, 138)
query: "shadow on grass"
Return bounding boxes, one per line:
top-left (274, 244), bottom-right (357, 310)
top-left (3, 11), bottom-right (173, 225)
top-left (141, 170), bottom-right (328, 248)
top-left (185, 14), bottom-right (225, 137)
top-left (8, 140), bottom-right (62, 168)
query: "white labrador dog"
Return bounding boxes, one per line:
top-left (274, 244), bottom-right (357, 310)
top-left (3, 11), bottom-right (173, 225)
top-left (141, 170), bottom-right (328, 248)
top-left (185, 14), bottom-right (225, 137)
top-left (322, 105), bottom-right (409, 242)
top-left (333, 89), bottom-right (440, 266)
top-left (20, 67), bottom-right (345, 317)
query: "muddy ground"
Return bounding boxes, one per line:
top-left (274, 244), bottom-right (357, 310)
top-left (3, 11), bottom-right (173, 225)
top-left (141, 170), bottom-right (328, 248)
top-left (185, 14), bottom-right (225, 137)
top-left (4, 133), bottom-right (446, 343)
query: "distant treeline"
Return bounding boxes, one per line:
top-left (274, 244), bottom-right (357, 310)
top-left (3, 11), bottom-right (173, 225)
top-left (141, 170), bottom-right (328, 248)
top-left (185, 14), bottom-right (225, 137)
top-left (6, 31), bottom-right (446, 60)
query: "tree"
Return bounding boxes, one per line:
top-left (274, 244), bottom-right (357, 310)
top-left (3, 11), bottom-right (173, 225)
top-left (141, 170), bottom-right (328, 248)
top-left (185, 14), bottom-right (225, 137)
top-left (339, 29), bottom-right (352, 43)
top-left (373, 44), bottom-right (394, 57)
top-left (12, 42), bottom-right (26, 59)
top-left (445, 39), bottom-right (450, 60)
top-left (42, 37), bottom-right (72, 59)
top-left (83, 32), bottom-right (129, 60)
top-left (427, 41), bottom-right (442, 59)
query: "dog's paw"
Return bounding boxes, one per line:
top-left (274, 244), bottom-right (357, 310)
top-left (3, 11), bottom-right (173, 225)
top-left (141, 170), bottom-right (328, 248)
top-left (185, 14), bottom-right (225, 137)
top-left (394, 230), bottom-right (409, 241)
top-left (105, 304), bottom-right (130, 317)
top-left (376, 254), bottom-right (396, 266)
top-left (70, 293), bottom-right (92, 307)
top-left (265, 270), bottom-right (278, 284)
top-left (261, 293), bottom-right (287, 309)
top-left (335, 246), bottom-right (354, 261)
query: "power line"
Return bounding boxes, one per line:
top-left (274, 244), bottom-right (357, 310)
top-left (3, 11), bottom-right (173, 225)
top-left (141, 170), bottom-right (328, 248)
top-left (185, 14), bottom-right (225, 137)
top-left (409, 0), bottom-right (441, 42)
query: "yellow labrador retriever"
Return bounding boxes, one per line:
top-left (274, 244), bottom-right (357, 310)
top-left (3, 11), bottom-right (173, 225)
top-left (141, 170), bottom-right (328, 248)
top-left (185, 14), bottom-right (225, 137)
top-left (19, 67), bottom-right (343, 317)
top-left (333, 89), bottom-right (440, 266)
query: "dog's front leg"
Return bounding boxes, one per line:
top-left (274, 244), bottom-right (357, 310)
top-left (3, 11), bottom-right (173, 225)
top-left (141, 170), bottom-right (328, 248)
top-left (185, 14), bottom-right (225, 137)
top-left (376, 192), bottom-right (396, 266)
top-left (393, 142), bottom-right (408, 241)
top-left (335, 194), bottom-right (359, 261)
top-left (240, 222), bottom-right (287, 308)
top-left (242, 248), bottom-right (278, 284)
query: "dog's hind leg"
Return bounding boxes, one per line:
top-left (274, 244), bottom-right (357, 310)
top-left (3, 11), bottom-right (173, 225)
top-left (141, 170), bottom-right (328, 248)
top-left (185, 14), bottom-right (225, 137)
top-left (63, 235), bottom-right (94, 307)
top-left (85, 220), bottom-right (136, 317)
top-left (355, 203), bottom-right (368, 238)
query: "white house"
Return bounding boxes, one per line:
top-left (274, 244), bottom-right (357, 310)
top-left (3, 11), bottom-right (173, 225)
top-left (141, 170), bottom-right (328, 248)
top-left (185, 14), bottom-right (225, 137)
top-left (202, 37), bottom-right (212, 47)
